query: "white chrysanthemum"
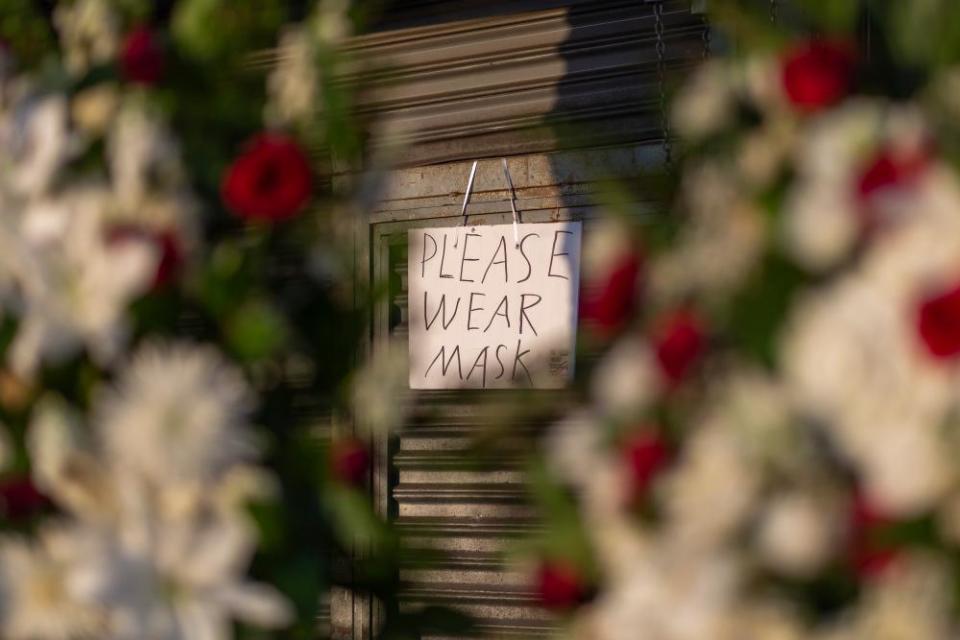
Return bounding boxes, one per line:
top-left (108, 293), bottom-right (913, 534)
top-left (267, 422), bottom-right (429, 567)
top-left (756, 491), bottom-right (839, 577)
top-left (0, 95), bottom-right (72, 199)
top-left (0, 528), bottom-right (102, 640)
top-left (4, 187), bottom-right (158, 375)
top-left (97, 343), bottom-right (256, 487)
top-left (68, 501), bottom-right (291, 640)
top-left (27, 396), bottom-right (113, 521)
top-left (53, 0), bottom-right (119, 74)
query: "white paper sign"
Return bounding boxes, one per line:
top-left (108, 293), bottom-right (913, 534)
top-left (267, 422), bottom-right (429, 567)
top-left (408, 222), bottom-right (582, 389)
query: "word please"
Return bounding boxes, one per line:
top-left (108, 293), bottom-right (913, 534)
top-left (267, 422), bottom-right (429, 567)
top-left (419, 229), bottom-right (575, 282)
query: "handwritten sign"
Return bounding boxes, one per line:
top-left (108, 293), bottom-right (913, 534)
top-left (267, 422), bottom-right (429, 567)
top-left (408, 222), bottom-right (581, 389)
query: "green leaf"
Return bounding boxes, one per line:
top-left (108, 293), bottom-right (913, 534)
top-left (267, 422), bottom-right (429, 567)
top-left (195, 240), bottom-right (251, 317)
top-left (887, 0), bottom-right (960, 68)
top-left (726, 251), bottom-right (806, 368)
top-left (324, 485), bottom-right (393, 552)
top-left (172, 0), bottom-right (287, 62)
top-left (225, 298), bottom-right (288, 361)
top-left (793, 0), bottom-right (859, 31)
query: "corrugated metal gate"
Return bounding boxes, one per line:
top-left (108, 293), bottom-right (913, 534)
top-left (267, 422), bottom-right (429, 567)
top-left (332, 2), bottom-right (707, 637)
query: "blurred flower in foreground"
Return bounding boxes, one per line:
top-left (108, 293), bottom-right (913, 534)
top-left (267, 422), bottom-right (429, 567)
top-left (119, 26), bottom-right (164, 85)
top-left (52, 0), bottom-right (119, 74)
top-left (351, 341), bottom-right (411, 436)
top-left (781, 39), bottom-right (856, 112)
top-left (534, 560), bottom-right (591, 611)
top-left (0, 343), bottom-right (290, 639)
top-left (330, 437), bottom-right (371, 488)
top-left (266, 26), bottom-right (320, 129)
top-left (222, 134), bottom-right (313, 222)
top-left (579, 219), bottom-right (642, 338)
top-left (3, 186), bottom-right (159, 376)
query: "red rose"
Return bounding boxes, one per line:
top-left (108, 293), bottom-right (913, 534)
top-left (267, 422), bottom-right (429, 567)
top-left (782, 40), bottom-right (856, 112)
top-left (0, 476), bottom-right (48, 521)
top-left (120, 26), bottom-right (164, 85)
top-left (580, 252), bottom-right (642, 337)
top-left (534, 561), bottom-right (588, 611)
top-left (621, 431), bottom-right (670, 504)
top-left (222, 134), bottom-right (312, 222)
top-left (107, 225), bottom-right (183, 290)
top-left (857, 146), bottom-right (931, 204)
top-left (653, 310), bottom-right (706, 386)
top-left (848, 492), bottom-right (899, 579)
top-left (330, 437), bottom-right (371, 487)
top-left (917, 281), bottom-right (960, 360)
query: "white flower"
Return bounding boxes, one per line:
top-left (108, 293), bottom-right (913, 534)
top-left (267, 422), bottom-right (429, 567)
top-left (53, 0), bottom-right (119, 74)
top-left (782, 275), bottom-right (956, 515)
top-left (652, 163), bottom-right (765, 304)
top-left (72, 84), bottom-right (119, 137)
top-left (581, 218), bottom-right (636, 283)
top-left (661, 423), bottom-right (760, 550)
top-left (781, 179), bottom-right (859, 271)
top-left (672, 61), bottom-right (736, 141)
top-left (0, 527), bottom-right (103, 640)
top-left (108, 104), bottom-right (185, 210)
top-left (823, 555), bottom-right (952, 640)
top-left (699, 368), bottom-right (794, 469)
top-left (0, 95), bottom-right (72, 198)
top-left (590, 547), bottom-right (740, 640)
top-left (351, 340), bottom-right (411, 435)
top-left (4, 187), bottom-right (158, 375)
top-left (756, 491), bottom-right (839, 577)
top-left (778, 103), bottom-right (881, 271)
top-left (28, 396), bottom-right (112, 520)
top-left (590, 337), bottom-right (657, 420)
top-left (312, 0), bottom-right (353, 45)
top-left (792, 100), bottom-right (884, 184)
top-left (729, 601), bottom-right (808, 640)
top-left (544, 410), bottom-right (605, 491)
top-left (97, 342), bottom-right (256, 488)
top-left (737, 118), bottom-right (797, 190)
top-left (265, 26), bottom-right (320, 128)
top-left (68, 503), bottom-right (291, 640)
top-left (860, 165), bottom-right (960, 298)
